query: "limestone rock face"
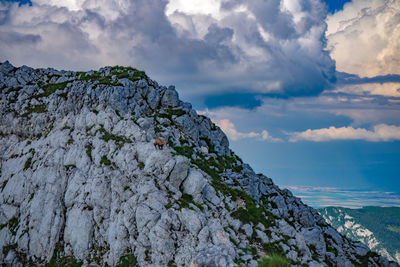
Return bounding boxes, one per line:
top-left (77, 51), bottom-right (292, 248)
top-left (0, 62), bottom-right (398, 267)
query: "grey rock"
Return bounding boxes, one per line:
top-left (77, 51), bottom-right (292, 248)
top-left (146, 86), bottom-right (160, 110)
top-left (0, 60), bottom-right (14, 73)
top-left (242, 224), bottom-right (253, 238)
top-left (180, 208), bottom-right (202, 235)
top-left (161, 87), bottom-right (179, 108)
top-left (0, 61), bottom-right (396, 267)
top-left (191, 246), bottom-right (234, 267)
top-left (202, 184), bottom-right (221, 206)
top-left (182, 169), bottom-right (206, 201)
top-left (256, 229), bottom-right (269, 243)
top-left (168, 156), bottom-right (189, 190)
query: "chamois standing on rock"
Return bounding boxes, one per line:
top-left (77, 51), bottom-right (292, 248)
top-left (154, 138), bottom-right (167, 150)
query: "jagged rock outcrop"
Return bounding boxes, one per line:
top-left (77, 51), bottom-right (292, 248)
top-left (0, 61), bottom-right (398, 267)
top-left (319, 207), bottom-right (400, 265)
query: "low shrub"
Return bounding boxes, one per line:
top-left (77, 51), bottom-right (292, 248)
top-left (258, 254), bottom-right (290, 267)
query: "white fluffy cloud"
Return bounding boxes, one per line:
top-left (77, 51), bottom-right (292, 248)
top-left (215, 119), bottom-right (281, 142)
top-left (326, 0), bottom-right (400, 77)
top-left (0, 0), bottom-right (336, 98)
top-left (289, 124), bottom-right (400, 142)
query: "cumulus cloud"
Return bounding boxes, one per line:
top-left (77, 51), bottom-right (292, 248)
top-left (261, 130), bottom-right (282, 142)
top-left (214, 119), bottom-right (281, 142)
top-left (289, 124), bottom-right (400, 142)
top-left (326, 0), bottom-right (400, 77)
top-left (0, 0), bottom-right (336, 99)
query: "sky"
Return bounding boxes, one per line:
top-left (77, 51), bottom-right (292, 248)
top-left (0, 0), bottom-right (399, 208)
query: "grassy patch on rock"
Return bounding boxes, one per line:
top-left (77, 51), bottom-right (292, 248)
top-left (21, 103), bottom-right (47, 117)
top-left (116, 254), bottom-right (138, 267)
top-left (258, 254), bottom-right (290, 267)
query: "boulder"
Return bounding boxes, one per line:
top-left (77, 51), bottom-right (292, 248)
top-left (182, 169), bottom-right (207, 201)
top-left (168, 156), bottom-right (189, 190)
top-left (161, 86), bottom-right (179, 107)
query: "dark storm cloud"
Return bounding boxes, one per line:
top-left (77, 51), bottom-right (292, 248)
top-left (337, 72), bottom-right (400, 85)
top-left (0, 0), bottom-right (337, 104)
top-left (204, 92), bottom-right (262, 110)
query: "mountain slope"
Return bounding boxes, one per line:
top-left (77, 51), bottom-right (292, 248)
top-left (0, 61), bottom-right (398, 266)
top-left (319, 206), bottom-right (400, 264)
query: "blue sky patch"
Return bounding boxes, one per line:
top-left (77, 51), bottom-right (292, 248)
top-left (323, 0), bottom-right (352, 13)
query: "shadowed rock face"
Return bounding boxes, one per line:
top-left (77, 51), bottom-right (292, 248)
top-left (0, 61), bottom-right (398, 267)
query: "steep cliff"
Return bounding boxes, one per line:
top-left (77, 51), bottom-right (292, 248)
top-left (319, 207), bottom-right (400, 265)
top-left (0, 61), bottom-right (398, 267)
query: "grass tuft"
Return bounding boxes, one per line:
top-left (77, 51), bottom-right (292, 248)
top-left (257, 254), bottom-right (290, 267)
top-left (100, 155), bottom-right (111, 166)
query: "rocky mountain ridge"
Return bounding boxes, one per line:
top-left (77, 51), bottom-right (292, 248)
top-left (319, 207), bottom-right (400, 265)
top-left (0, 61), bottom-right (398, 267)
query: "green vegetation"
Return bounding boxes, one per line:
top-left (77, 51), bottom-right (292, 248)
top-left (35, 81), bottom-right (69, 98)
top-left (179, 194), bottom-right (203, 211)
top-left (324, 233), bottom-right (338, 257)
top-left (172, 143), bottom-right (284, 263)
top-left (83, 205), bottom-right (93, 211)
top-left (77, 66), bottom-right (147, 86)
top-left (78, 71), bottom-right (121, 86)
top-left (85, 143), bottom-right (93, 161)
top-left (173, 143), bottom-right (276, 230)
top-left (156, 108), bottom-right (186, 121)
top-left (98, 125), bottom-right (132, 149)
top-left (45, 244), bottom-right (83, 267)
top-left (58, 92), bottom-right (68, 99)
top-left (2, 243), bottom-right (17, 257)
top-left (101, 131), bottom-right (130, 143)
top-left (100, 155), bottom-right (111, 166)
top-left (6, 86), bottom-right (22, 93)
top-left (111, 66), bottom-right (147, 82)
top-left (67, 137), bottom-right (74, 144)
top-left (85, 125), bottom-right (94, 133)
top-left (320, 206), bottom-right (400, 257)
top-left (353, 251), bottom-right (379, 267)
top-left (1, 179), bottom-right (8, 191)
top-left (308, 244), bottom-right (319, 261)
top-left (21, 103), bottom-right (47, 117)
top-left (261, 194), bottom-right (278, 209)
top-left (173, 145), bottom-right (194, 158)
top-left (262, 242), bottom-right (286, 256)
top-left (200, 137), bottom-right (215, 153)
top-left (0, 217), bottom-right (19, 235)
top-left (257, 254), bottom-right (290, 267)
top-left (165, 193), bottom-right (203, 211)
top-left (138, 162), bottom-right (145, 170)
top-left (231, 205), bottom-right (274, 227)
top-left (24, 156), bottom-right (33, 170)
top-left (154, 125), bottom-right (162, 133)
top-left (116, 254), bottom-right (138, 267)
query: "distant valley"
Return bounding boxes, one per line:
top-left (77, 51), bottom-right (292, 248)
top-left (319, 206), bottom-right (400, 264)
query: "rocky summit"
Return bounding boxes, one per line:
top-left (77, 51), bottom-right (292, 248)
top-left (0, 61), bottom-right (398, 267)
